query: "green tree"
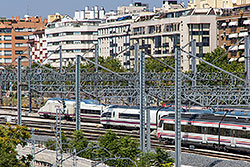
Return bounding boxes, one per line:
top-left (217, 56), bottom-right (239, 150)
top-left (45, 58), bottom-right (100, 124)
top-left (0, 124), bottom-right (32, 167)
top-left (98, 130), bottom-right (140, 167)
top-left (137, 147), bottom-right (174, 167)
top-left (197, 47), bottom-right (244, 73)
top-left (145, 57), bottom-right (175, 73)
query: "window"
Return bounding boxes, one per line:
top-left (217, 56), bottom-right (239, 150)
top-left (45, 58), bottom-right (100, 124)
top-left (119, 113), bottom-right (140, 120)
top-left (4, 58), bottom-right (12, 63)
top-left (80, 109), bottom-right (100, 115)
top-left (15, 50), bottom-right (24, 55)
top-left (15, 43), bottom-right (28, 47)
top-left (15, 36), bottom-right (27, 40)
top-left (101, 112), bottom-right (111, 118)
top-left (163, 123), bottom-right (175, 131)
top-left (4, 50), bottom-right (11, 56)
top-left (4, 43), bottom-right (11, 48)
top-left (4, 36), bottom-right (11, 41)
top-left (0, 28), bottom-right (11, 33)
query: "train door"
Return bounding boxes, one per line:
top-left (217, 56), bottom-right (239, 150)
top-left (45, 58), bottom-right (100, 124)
top-left (231, 129), bottom-right (236, 147)
top-left (202, 127), bottom-right (207, 143)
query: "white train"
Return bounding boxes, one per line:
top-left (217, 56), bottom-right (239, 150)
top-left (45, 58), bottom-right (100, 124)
top-left (100, 105), bottom-right (175, 129)
top-left (157, 113), bottom-right (250, 153)
top-left (38, 98), bottom-right (106, 121)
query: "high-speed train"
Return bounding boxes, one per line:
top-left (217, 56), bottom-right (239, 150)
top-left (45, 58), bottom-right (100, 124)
top-left (157, 112), bottom-right (250, 153)
top-left (38, 98), bottom-right (106, 120)
top-left (100, 105), bottom-right (177, 129)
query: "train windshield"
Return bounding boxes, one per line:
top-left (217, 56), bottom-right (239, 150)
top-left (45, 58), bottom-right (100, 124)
top-left (101, 112), bottom-right (111, 118)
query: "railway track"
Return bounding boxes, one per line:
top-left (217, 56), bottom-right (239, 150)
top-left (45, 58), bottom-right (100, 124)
top-left (1, 108), bottom-right (250, 163)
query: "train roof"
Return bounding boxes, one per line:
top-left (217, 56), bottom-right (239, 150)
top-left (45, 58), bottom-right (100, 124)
top-left (47, 98), bottom-right (100, 104)
top-left (161, 113), bottom-right (250, 125)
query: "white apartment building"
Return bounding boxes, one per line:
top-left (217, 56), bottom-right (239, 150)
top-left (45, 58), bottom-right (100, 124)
top-left (45, 9), bottom-right (104, 67)
top-left (130, 8), bottom-right (218, 71)
top-left (98, 15), bottom-right (134, 68)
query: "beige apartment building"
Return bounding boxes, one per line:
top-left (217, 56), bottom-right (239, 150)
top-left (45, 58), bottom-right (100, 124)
top-left (217, 4), bottom-right (250, 61)
top-left (0, 16), bottom-right (47, 66)
top-left (188, 0), bottom-right (250, 8)
top-left (129, 8), bottom-right (218, 71)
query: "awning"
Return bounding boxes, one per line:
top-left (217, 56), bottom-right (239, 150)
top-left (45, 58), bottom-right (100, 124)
top-left (238, 57), bottom-right (245, 62)
top-left (229, 21), bottom-right (238, 26)
top-left (230, 45), bottom-right (238, 51)
top-left (229, 58), bottom-right (238, 62)
top-left (239, 32), bottom-right (249, 37)
top-left (239, 44), bottom-right (245, 50)
top-left (221, 22), bottom-right (227, 27)
top-left (243, 20), bottom-right (250, 25)
top-left (228, 33), bottom-right (238, 38)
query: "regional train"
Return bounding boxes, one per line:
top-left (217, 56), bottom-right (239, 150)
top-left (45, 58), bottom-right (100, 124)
top-left (100, 105), bottom-right (178, 129)
top-left (157, 113), bottom-right (250, 153)
top-left (38, 98), bottom-right (106, 121)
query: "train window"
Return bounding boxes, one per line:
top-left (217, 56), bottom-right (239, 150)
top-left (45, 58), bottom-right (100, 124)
top-left (81, 109), bottom-right (100, 115)
top-left (163, 124), bottom-right (175, 131)
top-left (191, 126), bottom-right (202, 133)
top-left (101, 112), bottom-right (111, 118)
top-left (181, 125), bottom-right (190, 132)
top-left (222, 128), bottom-right (231, 136)
top-left (247, 131), bottom-right (250, 139)
top-left (112, 112), bottom-right (115, 117)
top-left (158, 120), bottom-right (163, 127)
top-left (208, 127), bottom-right (219, 135)
top-left (119, 113), bottom-right (140, 120)
top-left (235, 130), bottom-right (248, 138)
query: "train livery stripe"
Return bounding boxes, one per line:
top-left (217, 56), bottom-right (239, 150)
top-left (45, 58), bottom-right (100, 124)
top-left (158, 132), bottom-right (250, 146)
top-left (39, 112), bottom-right (100, 118)
top-left (101, 119), bottom-right (157, 126)
top-left (161, 118), bottom-right (250, 128)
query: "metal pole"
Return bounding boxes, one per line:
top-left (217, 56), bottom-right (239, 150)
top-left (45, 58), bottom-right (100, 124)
top-left (244, 36), bottom-right (250, 87)
top-left (73, 148), bottom-right (77, 167)
top-left (31, 128), bottom-right (35, 167)
top-left (95, 44), bottom-right (98, 73)
top-left (140, 51), bottom-right (145, 152)
top-left (175, 48), bottom-right (181, 167)
top-left (28, 44), bottom-right (32, 113)
top-left (60, 45), bottom-right (62, 73)
top-left (134, 43), bottom-right (139, 73)
top-left (146, 100), bottom-right (151, 151)
top-left (56, 108), bottom-right (60, 166)
top-left (75, 55), bottom-right (81, 131)
top-left (59, 108), bottom-right (63, 167)
top-left (17, 56), bottom-right (22, 125)
top-left (191, 40), bottom-right (197, 87)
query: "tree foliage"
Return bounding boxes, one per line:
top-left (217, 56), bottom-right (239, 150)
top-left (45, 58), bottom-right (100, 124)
top-left (0, 124), bottom-right (32, 167)
top-left (197, 47), bottom-right (245, 73)
top-left (145, 57), bottom-right (175, 73)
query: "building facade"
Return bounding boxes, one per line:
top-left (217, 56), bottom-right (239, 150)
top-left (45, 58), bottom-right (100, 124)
top-left (188, 0), bottom-right (250, 8)
top-left (217, 4), bottom-right (250, 61)
top-left (29, 30), bottom-right (48, 63)
top-left (45, 6), bottom-right (105, 67)
top-left (129, 8), bottom-right (217, 71)
top-left (0, 16), bottom-right (47, 65)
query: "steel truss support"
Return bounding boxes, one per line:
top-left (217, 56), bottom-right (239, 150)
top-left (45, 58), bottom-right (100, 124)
top-left (245, 36), bottom-right (250, 87)
top-left (75, 55), bottom-right (81, 131)
top-left (191, 40), bottom-right (197, 87)
top-left (175, 48), bottom-right (182, 167)
top-left (17, 56), bottom-right (22, 125)
top-left (140, 51), bottom-right (146, 152)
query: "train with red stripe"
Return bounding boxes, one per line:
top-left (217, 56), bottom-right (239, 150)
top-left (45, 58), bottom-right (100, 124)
top-left (157, 113), bottom-right (250, 153)
top-left (100, 105), bottom-right (180, 129)
top-left (38, 98), bottom-right (106, 121)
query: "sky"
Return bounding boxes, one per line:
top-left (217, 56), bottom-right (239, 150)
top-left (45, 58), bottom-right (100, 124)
top-left (0, 0), bottom-right (187, 19)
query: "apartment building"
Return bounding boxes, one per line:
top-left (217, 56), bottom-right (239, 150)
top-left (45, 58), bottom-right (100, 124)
top-left (130, 8), bottom-right (217, 71)
top-left (188, 0), bottom-right (250, 8)
top-left (0, 16), bottom-right (47, 65)
top-left (217, 4), bottom-right (250, 61)
top-left (29, 30), bottom-right (48, 63)
top-left (45, 6), bottom-right (105, 67)
top-left (98, 15), bottom-right (135, 68)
